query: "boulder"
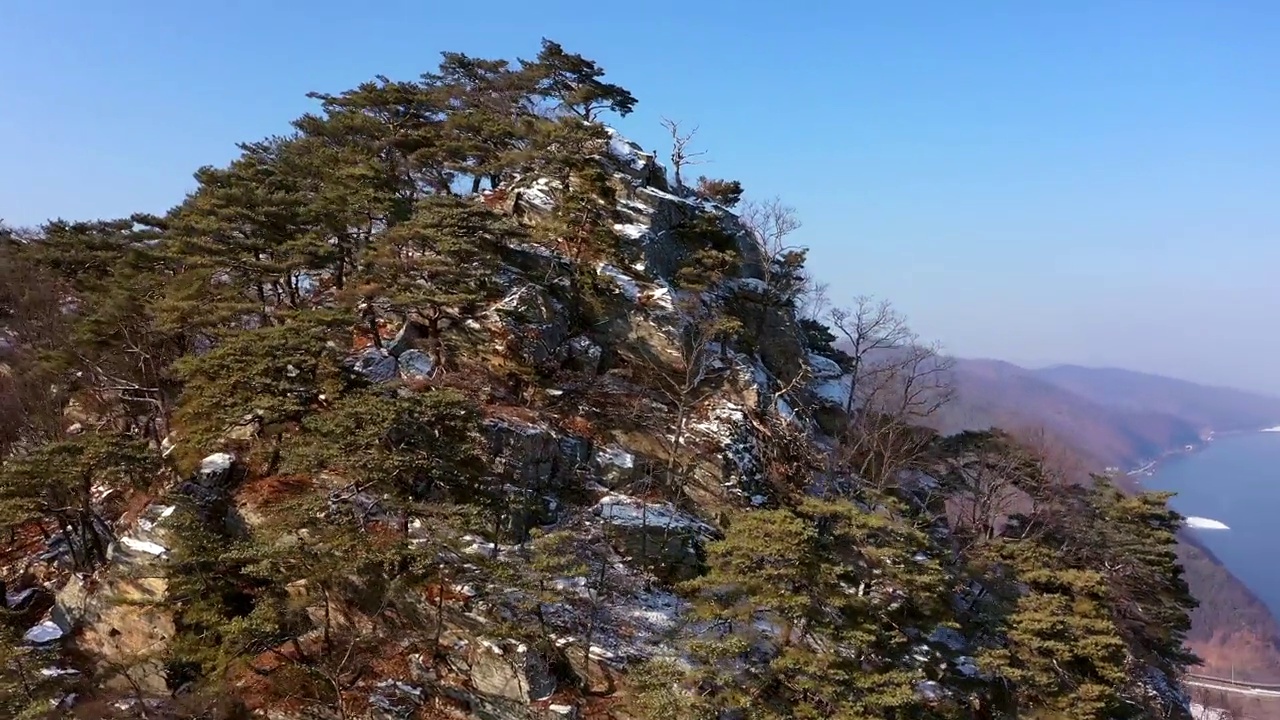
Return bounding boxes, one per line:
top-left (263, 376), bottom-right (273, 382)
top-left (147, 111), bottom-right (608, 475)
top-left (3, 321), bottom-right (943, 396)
top-left (565, 335), bottom-right (603, 375)
top-left (469, 643), bottom-right (555, 704)
top-left (591, 444), bottom-right (643, 489)
top-left (485, 285), bottom-right (570, 368)
top-left (594, 494), bottom-right (711, 584)
top-left (396, 349), bottom-right (435, 381)
top-left (54, 569), bottom-right (174, 694)
top-left (348, 347), bottom-right (398, 383)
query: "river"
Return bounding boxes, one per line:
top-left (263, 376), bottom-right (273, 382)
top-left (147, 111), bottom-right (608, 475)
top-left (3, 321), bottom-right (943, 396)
top-left (1141, 430), bottom-right (1280, 620)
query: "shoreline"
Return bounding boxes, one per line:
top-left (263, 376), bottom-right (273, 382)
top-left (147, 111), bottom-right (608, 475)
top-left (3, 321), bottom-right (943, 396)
top-left (1127, 426), bottom-right (1280, 482)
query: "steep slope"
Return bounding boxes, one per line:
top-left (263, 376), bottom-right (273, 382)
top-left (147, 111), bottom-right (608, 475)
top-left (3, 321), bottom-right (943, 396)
top-left (1033, 365), bottom-right (1280, 432)
top-left (942, 357), bottom-right (1280, 684)
top-left (937, 358), bottom-right (1201, 470)
top-left (0, 41), bottom-right (1202, 720)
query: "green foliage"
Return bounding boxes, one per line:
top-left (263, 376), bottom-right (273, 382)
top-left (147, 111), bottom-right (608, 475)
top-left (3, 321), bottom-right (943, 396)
top-left (694, 177), bottom-right (745, 207)
top-left (0, 433), bottom-right (158, 569)
top-left (361, 195), bottom-right (513, 314)
top-left (172, 316), bottom-right (349, 454)
top-left (626, 658), bottom-right (707, 720)
top-left (164, 501), bottom-right (284, 686)
top-left (0, 622), bottom-right (65, 720)
top-left (521, 38), bottom-right (637, 121)
top-left (682, 499), bottom-right (953, 719)
top-left (673, 214), bottom-right (742, 291)
top-left (284, 387), bottom-right (486, 506)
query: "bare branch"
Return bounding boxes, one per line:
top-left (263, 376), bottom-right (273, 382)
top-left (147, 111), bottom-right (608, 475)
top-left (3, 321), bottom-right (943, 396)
top-left (660, 117), bottom-right (709, 191)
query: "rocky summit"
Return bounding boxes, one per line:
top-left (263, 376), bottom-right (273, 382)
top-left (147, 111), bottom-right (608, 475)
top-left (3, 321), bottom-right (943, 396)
top-left (1, 40), bottom-right (1198, 720)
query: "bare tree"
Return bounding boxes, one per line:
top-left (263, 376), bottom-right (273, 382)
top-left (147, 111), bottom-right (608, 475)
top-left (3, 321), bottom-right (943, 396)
top-left (797, 277), bottom-right (830, 322)
top-left (818, 298), bottom-right (955, 496)
top-left (642, 299), bottom-right (737, 481)
top-left (737, 198), bottom-right (809, 374)
top-left (826, 296), bottom-right (915, 416)
top-left (660, 117), bottom-right (708, 191)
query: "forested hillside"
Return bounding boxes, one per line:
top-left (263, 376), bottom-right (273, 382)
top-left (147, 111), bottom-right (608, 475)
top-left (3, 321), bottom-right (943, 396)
top-left (937, 358), bottom-right (1280, 685)
top-left (1, 40), bottom-right (1202, 719)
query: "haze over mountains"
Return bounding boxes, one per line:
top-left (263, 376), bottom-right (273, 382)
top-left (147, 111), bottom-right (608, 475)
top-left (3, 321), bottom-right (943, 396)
top-left (941, 358), bottom-right (1280, 683)
top-left (939, 360), bottom-right (1280, 472)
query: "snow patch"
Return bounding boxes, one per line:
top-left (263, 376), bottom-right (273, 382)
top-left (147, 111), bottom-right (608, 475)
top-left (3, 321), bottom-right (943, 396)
top-left (6, 588), bottom-right (37, 608)
top-left (119, 536), bottom-right (168, 556)
top-left (613, 222), bottom-right (650, 241)
top-left (1185, 516), bottom-right (1229, 530)
top-left (595, 494), bottom-right (711, 534)
top-left (200, 452), bottom-right (233, 475)
top-left (597, 263), bottom-right (640, 301)
top-left (807, 352), bottom-right (844, 379)
top-left (915, 680), bottom-right (946, 702)
top-left (811, 375), bottom-right (851, 407)
top-left (24, 620), bottom-right (64, 644)
top-left (603, 126), bottom-right (654, 173)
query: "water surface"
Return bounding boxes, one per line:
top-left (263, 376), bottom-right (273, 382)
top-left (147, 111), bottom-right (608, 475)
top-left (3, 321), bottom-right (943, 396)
top-left (1142, 431), bottom-right (1280, 620)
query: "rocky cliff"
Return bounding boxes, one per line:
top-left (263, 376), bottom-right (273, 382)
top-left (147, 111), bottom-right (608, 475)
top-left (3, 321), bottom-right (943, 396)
top-left (0, 41), bottom-right (1201, 720)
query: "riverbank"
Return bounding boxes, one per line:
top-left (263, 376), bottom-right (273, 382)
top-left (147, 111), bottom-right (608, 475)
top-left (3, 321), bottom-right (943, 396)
top-left (1125, 425), bottom-right (1280, 481)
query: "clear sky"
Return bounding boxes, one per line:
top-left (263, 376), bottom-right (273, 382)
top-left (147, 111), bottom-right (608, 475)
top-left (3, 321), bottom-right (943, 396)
top-left (3, 1), bottom-right (1279, 393)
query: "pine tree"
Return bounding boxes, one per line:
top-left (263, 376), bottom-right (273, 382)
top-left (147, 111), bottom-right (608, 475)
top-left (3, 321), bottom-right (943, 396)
top-left (359, 195), bottom-right (516, 368)
top-left (522, 39), bottom-right (637, 121)
top-left (694, 177), bottom-right (745, 208)
top-left (427, 51), bottom-right (538, 192)
top-left (171, 315), bottom-right (349, 458)
top-left (283, 387), bottom-right (487, 513)
top-left (0, 433), bottom-right (158, 570)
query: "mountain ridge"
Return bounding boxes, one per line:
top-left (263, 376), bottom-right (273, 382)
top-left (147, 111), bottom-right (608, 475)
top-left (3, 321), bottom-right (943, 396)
top-left (940, 355), bottom-right (1280, 684)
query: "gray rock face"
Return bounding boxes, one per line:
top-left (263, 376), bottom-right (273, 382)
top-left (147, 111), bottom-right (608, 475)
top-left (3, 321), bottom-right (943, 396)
top-left (349, 347), bottom-right (398, 383)
top-left (469, 644), bottom-right (555, 704)
top-left (565, 335), bottom-right (603, 375)
top-left (484, 419), bottom-right (591, 540)
top-left (396, 349), bottom-right (435, 381)
top-left (486, 285), bottom-right (569, 368)
top-left (591, 444), bottom-right (643, 489)
top-left (594, 495), bottom-right (711, 584)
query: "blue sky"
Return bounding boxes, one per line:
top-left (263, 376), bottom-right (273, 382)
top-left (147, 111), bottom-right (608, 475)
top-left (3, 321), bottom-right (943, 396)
top-left (4, 1), bottom-right (1279, 393)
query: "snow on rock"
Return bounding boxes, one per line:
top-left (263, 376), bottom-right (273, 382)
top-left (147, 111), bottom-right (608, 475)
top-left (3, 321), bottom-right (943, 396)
top-left (6, 587), bottom-right (37, 608)
top-left (137, 504), bottom-right (176, 533)
top-left (597, 263), bottom-right (640, 301)
top-left (396, 349), bottom-right (435, 381)
top-left (24, 620), bottom-right (65, 644)
top-left (807, 352), bottom-right (844, 379)
top-left (810, 374), bottom-right (852, 407)
top-left (613, 222), bottom-right (651, 241)
top-left (39, 667), bottom-right (80, 677)
top-left (642, 285), bottom-right (675, 312)
top-left (594, 494), bottom-right (712, 534)
top-left (200, 453), bottom-right (234, 476)
top-left (348, 347), bottom-right (398, 383)
top-left (603, 126), bottom-right (661, 175)
top-left (915, 680), bottom-right (946, 702)
top-left (519, 177), bottom-right (558, 211)
top-left (119, 536), bottom-right (168, 556)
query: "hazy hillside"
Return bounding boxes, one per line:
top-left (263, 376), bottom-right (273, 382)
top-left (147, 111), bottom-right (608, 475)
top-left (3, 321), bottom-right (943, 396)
top-left (942, 357), bottom-right (1280, 683)
top-left (1033, 365), bottom-right (1280, 433)
top-left (936, 358), bottom-right (1202, 471)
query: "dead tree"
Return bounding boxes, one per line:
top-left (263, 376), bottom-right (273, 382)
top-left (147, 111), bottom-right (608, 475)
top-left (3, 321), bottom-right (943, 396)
top-left (827, 296), bottom-right (915, 416)
top-left (660, 117), bottom-right (708, 191)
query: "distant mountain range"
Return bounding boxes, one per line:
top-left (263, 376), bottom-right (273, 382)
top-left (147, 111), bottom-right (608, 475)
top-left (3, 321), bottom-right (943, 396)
top-left (938, 359), bottom-right (1280, 682)
top-left (935, 360), bottom-right (1280, 472)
